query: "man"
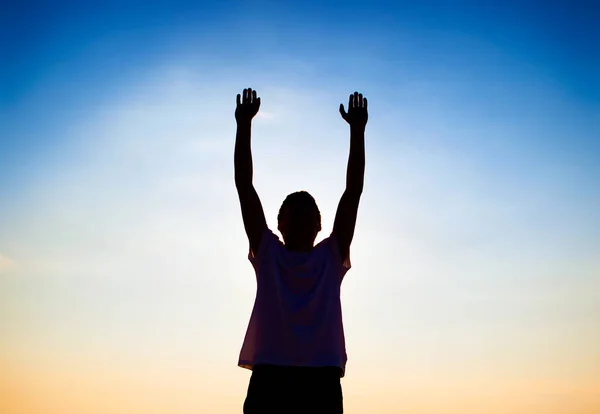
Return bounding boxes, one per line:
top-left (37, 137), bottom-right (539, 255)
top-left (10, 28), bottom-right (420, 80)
top-left (234, 87), bottom-right (367, 414)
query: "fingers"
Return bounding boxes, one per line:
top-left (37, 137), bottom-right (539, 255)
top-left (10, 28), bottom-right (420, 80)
top-left (349, 92), bottom-right (366, 108)
top-left (256, 96), bottom-right (261, 109)
top-left (236, 93), bottom-right (241, 106)
top-left (348, 91), bottom-right (367, 108)
top-left (240, 88), bottom-right (259, 104)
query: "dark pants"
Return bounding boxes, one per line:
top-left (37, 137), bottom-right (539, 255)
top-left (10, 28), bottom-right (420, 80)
top-left (243, 365), bottom-right (343, 414)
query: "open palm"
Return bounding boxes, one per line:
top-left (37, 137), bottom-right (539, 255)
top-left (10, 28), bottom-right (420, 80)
top-left (339, 91), bottom-right (368, 128)
top-left (236, 88), bottom-right (261, 123)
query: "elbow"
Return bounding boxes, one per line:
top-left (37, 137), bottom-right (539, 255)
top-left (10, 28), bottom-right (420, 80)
top-left (235, 180), bottom-right (249, 191)
top-left (234, 169), bottom-right (252, 188)
top-left (346, 176), bottom-right (364, 197)
top-left (235, 177), bottom-right (253, 192)
top-left (345, 185), bottom-right (363, 200)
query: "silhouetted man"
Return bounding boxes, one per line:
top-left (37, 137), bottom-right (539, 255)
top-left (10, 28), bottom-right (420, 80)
top-left (234, 88), bottom-right (367, 414)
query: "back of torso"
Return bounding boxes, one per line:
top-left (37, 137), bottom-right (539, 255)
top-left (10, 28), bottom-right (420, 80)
top-left (238, 229), bottom-right (351, 376)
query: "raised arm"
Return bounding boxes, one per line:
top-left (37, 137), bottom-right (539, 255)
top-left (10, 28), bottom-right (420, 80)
top-left (235, 88), bottom-right (267, 255)
top-left (332, 91), bottom-right (367, 263)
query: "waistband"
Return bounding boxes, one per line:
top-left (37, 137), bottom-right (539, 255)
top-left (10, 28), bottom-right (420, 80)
top-left (253, 364), bottom-right (342, 378)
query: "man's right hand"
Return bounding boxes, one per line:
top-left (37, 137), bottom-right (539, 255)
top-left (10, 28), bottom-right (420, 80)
top-left (235, 88), bottom-right (261, 123)
top-left (339, 91), bottom-right (368, 129)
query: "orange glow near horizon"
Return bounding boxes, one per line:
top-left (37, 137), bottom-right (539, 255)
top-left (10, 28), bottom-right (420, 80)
top-left (2, 343), bottom-right (599, 414)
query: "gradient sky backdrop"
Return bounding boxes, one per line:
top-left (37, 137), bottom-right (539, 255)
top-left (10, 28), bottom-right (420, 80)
top-left (1, 1), bottom-right (599, 413)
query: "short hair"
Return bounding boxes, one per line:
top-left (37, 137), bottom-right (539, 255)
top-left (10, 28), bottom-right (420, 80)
top-left (277, 191), bottom-right (321, 227)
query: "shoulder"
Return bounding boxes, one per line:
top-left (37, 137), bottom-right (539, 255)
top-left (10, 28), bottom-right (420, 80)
top-left (318, 234), bottom-right (351, 272)
top-left (249, 228), bottom-right (281, 262)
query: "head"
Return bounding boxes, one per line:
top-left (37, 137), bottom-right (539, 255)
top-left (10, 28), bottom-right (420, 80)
top-left (277, 191), bottom-right (322, 249)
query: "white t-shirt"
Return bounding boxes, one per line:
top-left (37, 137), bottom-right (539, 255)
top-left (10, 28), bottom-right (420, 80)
top-left (238, 228), bottom-right (351, 376)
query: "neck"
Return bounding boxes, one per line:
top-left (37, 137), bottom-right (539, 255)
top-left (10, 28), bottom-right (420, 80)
top-left (284, 241), bottom-right (314, 252)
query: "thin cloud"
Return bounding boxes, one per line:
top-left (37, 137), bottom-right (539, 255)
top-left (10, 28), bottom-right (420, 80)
top-left (0, 253), bottom-right (17, 274)
top-left (256, 111), bottom-right (275, 120)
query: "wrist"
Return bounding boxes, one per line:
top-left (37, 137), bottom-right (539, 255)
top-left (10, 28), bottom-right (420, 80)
top-left (350, 124), bottom-right (366, 133)
top-left (236, 119), bottom-right (252, 128)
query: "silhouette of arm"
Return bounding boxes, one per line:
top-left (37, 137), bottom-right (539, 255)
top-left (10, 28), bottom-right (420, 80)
top-left (333, 92), bottom-right (368, 263)
top-left (234, 88), bottom-right (267, 255)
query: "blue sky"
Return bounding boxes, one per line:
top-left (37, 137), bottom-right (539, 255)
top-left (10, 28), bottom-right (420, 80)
top-left (1, 1), bottom-right (599, 413)
top-left (2, 0), bottom-right (599, 190)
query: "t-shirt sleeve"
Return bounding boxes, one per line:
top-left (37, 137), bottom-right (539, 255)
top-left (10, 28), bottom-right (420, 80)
top-left (328, 233), bottom-right (352, 279)
top-left (248, 228), bottom-right (278, 270)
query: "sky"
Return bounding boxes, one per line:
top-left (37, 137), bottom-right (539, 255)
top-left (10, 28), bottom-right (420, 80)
top-left (1, 0), bottom-right (599, 413)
